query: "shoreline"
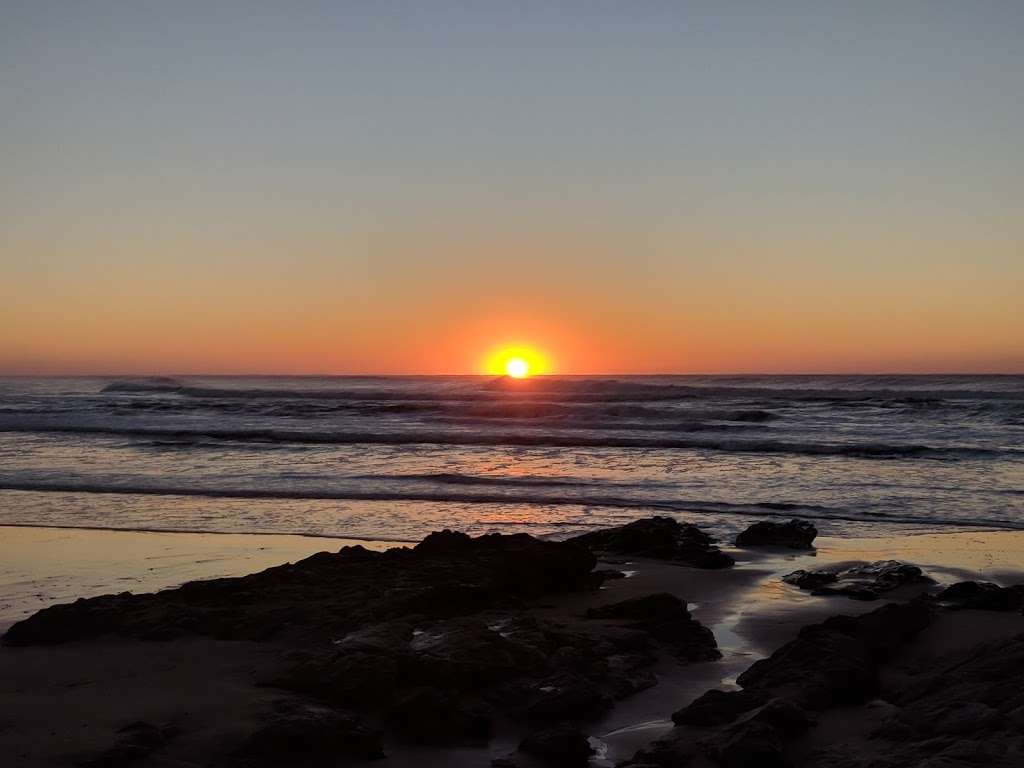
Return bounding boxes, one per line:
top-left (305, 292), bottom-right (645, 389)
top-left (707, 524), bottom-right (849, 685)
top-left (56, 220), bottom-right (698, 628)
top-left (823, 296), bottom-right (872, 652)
top-left (1, 521), bottom-right (1023, 766)
top-left (0, 526), bottom-right (402, 633)
top-left (4, 524), bottom-right (1024, 633)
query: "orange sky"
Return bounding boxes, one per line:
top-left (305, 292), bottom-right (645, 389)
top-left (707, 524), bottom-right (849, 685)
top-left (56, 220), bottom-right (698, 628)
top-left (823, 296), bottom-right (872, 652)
top-left (2, 4), bottom-right (1023, 375)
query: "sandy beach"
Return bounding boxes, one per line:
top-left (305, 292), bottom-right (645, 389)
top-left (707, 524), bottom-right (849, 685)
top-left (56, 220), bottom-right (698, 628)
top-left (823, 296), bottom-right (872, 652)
top-left (1, 520), bottom-right (1022, 767)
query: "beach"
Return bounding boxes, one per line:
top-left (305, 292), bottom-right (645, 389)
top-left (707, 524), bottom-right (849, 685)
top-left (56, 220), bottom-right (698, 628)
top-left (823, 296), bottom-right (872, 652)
top-left (2, 520), bottom-right (1022, 767)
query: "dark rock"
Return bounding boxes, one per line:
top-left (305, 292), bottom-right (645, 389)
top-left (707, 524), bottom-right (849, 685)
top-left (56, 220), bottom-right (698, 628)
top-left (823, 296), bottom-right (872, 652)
top-left (782, 560), bottom-right (932, 601)
top-left (408, 618), bottom-right (551, 687)
top-left (505, 674), bottom-right (614, 723)
top-left (735, 519), bottom-right (817, 549)
top-left (272, 651), bottom-right (401, 711)
top-left (77, 721), bottom-right (178, 768)
top-left (4, 530), bottom-right (598, 646)
top-left (597, 568), bottom-right (627, 580)
top-left (782, 569), bottom-right (838, 591)
top-left (672, 688), bottom-right (768, 726)
top-left (736, 600), bottom-right (931, 709)
top-left (936, 581), bottom-right (1024, 611)
top-left (519, 725), bottom-right (595, 767)
top-left (568, 516), bottom-right (733, 569)
top-left (230, 702), bottom-right (383, 764)
top-left (586, 593), bottom-right (720, 661)
top-left (700, 720), bottom-right (785, 768)
top-left (738, 698), bottom-right (813, 738)
top-left (384, 687), bottom-right (492, 745)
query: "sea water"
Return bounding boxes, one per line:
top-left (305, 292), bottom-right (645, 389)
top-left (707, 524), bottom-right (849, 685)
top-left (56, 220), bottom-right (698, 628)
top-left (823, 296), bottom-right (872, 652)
top-left (1, 375), bottom-right (1021, 543)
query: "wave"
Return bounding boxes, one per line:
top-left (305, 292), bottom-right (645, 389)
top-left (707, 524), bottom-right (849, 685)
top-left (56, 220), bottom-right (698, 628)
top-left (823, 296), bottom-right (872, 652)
top-left (99, 376), bottom-right (1024, 405)
top-left (3, 480), bottom-right (1022, 533)
top-left (0, 520), bottom-right (419, 544)
top-left (0, 421), bottom-right (1005, 459)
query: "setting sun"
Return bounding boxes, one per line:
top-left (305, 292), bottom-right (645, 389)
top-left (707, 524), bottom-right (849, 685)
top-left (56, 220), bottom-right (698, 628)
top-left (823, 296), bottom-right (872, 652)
top-left (482, 346), bottom-right (550, 376)
top-left (505, 358), bottom-right (529, 378)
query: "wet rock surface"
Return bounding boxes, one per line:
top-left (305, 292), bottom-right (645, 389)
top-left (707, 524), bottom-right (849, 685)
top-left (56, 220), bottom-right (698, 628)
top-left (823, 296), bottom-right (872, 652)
top-left (735, 519), bottom-right (818, 549)
top-left (936, 580), bottom-right (1024, 611)
top-left (623, 600), bottom-right (933, 767)
top-left (77, 721), bottom-right (179, 768)
top-left (568, 516), bottom-right (734, 569)
top-left (228, 701), bottom-right (385, 765)
top-left (3, 530), bottom-right (599, 647)
top-left (3, 524), bottom-right (730, 757)
top-left (801, 632), bottom-right (1024, 767)
top-left (783, 560), bottom-right (933, 601)
top-left (586, 592), bottom-right (720, 661)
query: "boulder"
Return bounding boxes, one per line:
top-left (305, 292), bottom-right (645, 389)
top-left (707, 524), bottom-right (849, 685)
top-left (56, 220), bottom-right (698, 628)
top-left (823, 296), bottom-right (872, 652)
top-left (736, 600), bottom-right (931, 709)
top-left (936, 581), bottom-right (1024, 611)
top-left (77, 721), bottom-right (178, 768)
top-left (230, 702), bottom-right (384, 764)
top-left (735, 519), bottom-right (817, 549)
top-left (384, 687), bottom-right (492, 745)
top-left (700, 720), bottom-right (785, 768)
top-left (783, 560), bottom-right (932, 601)
top-left (586, 593), bottom-right (720, 661)
top-left (568, 516), bottom-right (734, 569)
top-left (672, 688), bottom-right (767, 726)
top-left (271, 651), bottom-right (401, 711)
top-left (505, 673), bottom-right (614, 724)
top-left (519, 725), bottom-right (596, 767)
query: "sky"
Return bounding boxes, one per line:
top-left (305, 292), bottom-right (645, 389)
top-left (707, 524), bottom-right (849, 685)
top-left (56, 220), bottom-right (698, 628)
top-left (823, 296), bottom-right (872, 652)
top-left (2, 1), bottom-right (1022, 375)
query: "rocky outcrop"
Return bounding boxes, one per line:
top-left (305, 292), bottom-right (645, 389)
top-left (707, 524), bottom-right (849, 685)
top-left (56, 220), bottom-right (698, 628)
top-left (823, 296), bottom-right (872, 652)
top-left (672, 688), bottom-right (768, 726)
top-left (586, 593), bottom-right (720, 661)
top-left (801, 632), bottom-right (1024, 767)
top-left (623, 600), bottom-right (933, 767)
top-left (518, 725), bottom-right (595, 766)
top-left (735, 519), bottom-right (817, 549)
top-left (229, 701), bottom-right (384, 765)
top-left (783, 560), bottom-right (932, 601)
top-left (568, 516), bottom-right (734, 569)
top-left (936, 580), bottom-right (1024, 611)
top-left (8, 527), bottom-right (714, 749)
top-left (735, 600), bottom-right (932, 707)
top-left (78, 721), bottom-right (179, 768)
top-left (3, 531), bottom-right (598, 647)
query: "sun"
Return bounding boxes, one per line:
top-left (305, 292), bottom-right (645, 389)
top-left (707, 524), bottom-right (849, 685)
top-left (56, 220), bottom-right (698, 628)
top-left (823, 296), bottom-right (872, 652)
top-left (505, 357), bottom-right (530, 378)
top-left (482, 345), bottom-right (549, 376)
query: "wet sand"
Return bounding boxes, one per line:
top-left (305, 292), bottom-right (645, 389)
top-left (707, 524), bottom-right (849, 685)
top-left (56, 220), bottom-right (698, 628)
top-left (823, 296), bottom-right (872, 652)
top-left (0, 526), bottom-right (401, 633)
top-left (0, 525), bottom-right (1022, 766)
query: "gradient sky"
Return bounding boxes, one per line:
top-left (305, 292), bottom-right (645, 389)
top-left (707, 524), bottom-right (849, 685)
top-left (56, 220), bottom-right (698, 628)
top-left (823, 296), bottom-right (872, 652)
top-left (2, 1), bottom-right (1022, 374)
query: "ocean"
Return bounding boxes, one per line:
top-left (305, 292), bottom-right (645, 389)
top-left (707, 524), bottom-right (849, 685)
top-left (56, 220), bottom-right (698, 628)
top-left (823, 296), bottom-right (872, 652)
top-left (1, 375), bottom-right (1022, 544)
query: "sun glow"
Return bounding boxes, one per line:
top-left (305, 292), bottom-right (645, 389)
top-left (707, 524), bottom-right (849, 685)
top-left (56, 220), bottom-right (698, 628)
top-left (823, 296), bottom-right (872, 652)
top-left (505, 358), bottom-right (529, 378)
top-left (483, 346), bottom-right (549, 377)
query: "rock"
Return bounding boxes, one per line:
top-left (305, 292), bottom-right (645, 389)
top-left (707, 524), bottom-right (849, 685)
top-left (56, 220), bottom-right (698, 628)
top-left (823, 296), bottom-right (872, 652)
top-left (735, 600), bottom-right (931, 709)
top-left (735, 519), bottom-right (817, 549)
top-left (272, 651), bottom-right (401, 711)
top-left (518, 725), bottom-right (596, 767)
top-left (783, 560), bottom-right (932, 601)
top-left (408, 618), bottom-right (550, 688)
top-left (4, 530), bottom-right (599, 646)
top-left (568, 516), bottom-right (734, 569)
top-left (672, 688), bottom-right (768, 726)
top-left (586, 593), bottom-right (720, 661)
top-left (385, 687), bottom-right (492, 745)
top-left (783, 569), bottom-right (839, 591)
top-left (230, 702), bottom-right (384, 764)
top-left (936, 581), bottom-right (1024, 611)
top-left (700, 720), bottom-right (785, 768)
top-left (77, 721), bottom-right (178, 768)
top-left (505, 673), bottom-right (614, 723)
top-left (737, 698), bottom-right (814, 738)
